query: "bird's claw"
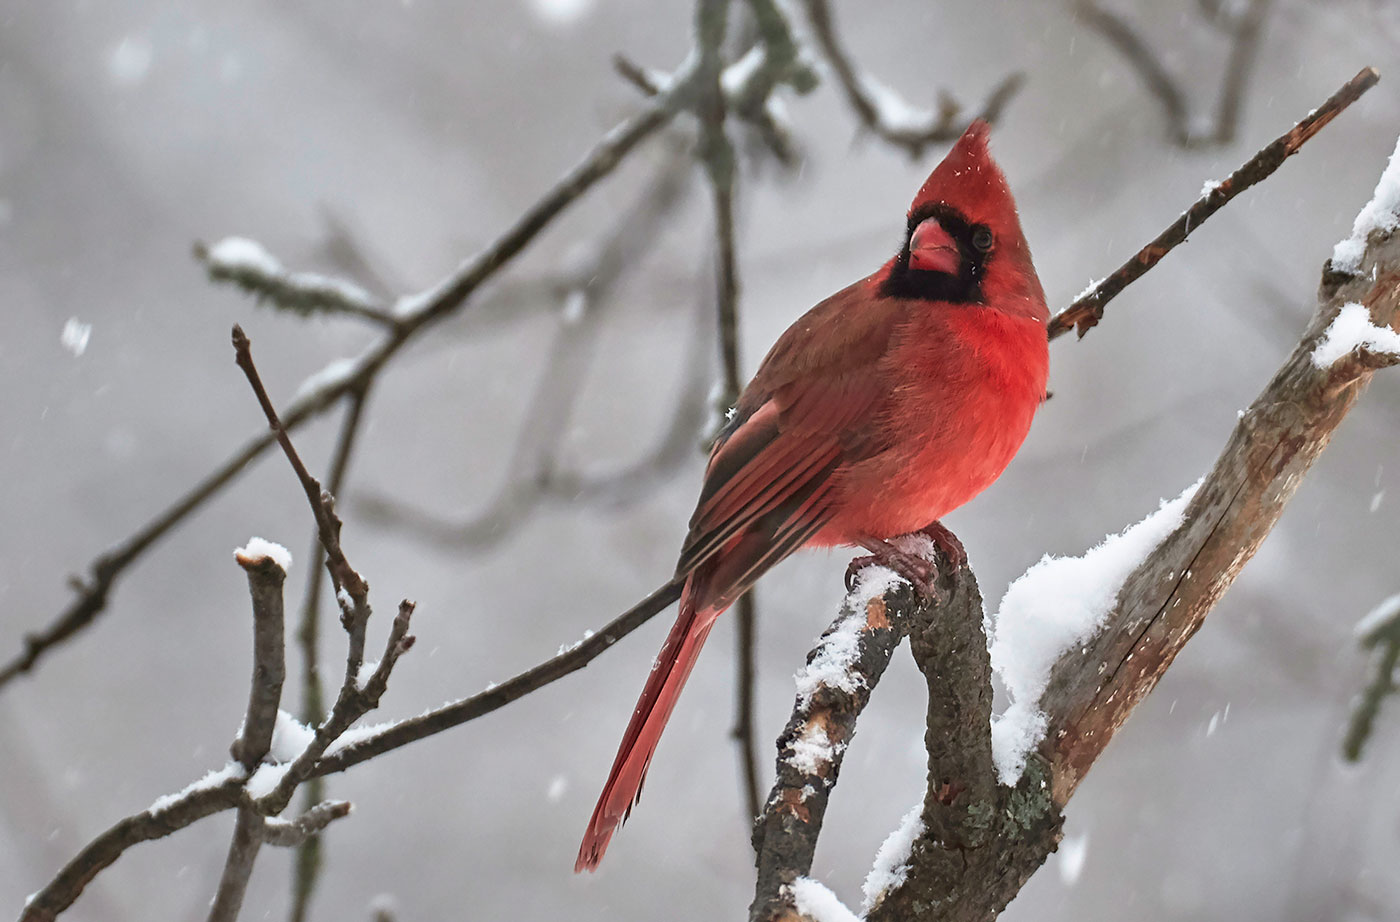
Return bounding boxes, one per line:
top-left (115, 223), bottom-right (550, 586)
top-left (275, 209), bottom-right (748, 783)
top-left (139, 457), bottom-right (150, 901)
top-left (845, 549), bottom-right (942, 601)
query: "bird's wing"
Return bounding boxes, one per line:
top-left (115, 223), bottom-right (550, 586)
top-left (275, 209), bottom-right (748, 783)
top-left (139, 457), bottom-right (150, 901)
top-left (676, 283), bottom-right (904, 585)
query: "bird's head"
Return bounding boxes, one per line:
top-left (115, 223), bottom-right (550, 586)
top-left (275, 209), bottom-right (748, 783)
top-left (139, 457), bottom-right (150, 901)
top-left (882, 120), bottom-right (1047, 322)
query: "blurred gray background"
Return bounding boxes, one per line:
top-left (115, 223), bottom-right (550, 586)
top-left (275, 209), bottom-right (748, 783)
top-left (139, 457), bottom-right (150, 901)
top-left (3, 1), bottom-right (1400, 919)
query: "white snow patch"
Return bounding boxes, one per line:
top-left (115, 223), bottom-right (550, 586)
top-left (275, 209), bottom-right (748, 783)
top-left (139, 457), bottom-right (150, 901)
top-left (356, 660), bottom-right (380, 690)
top-left (245, 761), bottom-right (291, 799)
top-left (989, 480), bottom-right (1200, 783)
top-left (1311, 302), bottom-right (1400, 369)
top-left (206, 236), bottom-right (282, 276)
top-left (235, 537), bottom-right (293, 573)
top-left (1200, 178), bottom-right (1222, 198)
top-left (60, 318), bottom-right (92, 356)
top-left (546, 774), bottom-right (569, 803)
top-left (787, 724), bottom-right (837, 775)
top-left (1074, 278), bottom-right (1104, 302)
top-left (557, 628), bottom-right (595, 656)
top-left (294, 356), bottom-right (362, 401)
top-left (856, 75), bottom-right (934, 134)
top-left (108, 35), bottom-right (153, 86)
top-left (1058, 831), bottom-right (1089, 886)
top-left (525, 0), bottom-right (593, 25)
top-left (1332, 133), bottom-right (1400, 274)
top-left (148, 762), bottom-right (246, 815)
top-left (268, 709), bottom-right (316, 762)
top-left (1356, 592), bottom-right (1400, 640)
top-left (790, 877), bottom-right (860, 922)
top-left (862, 803), bottom-right (925, 912)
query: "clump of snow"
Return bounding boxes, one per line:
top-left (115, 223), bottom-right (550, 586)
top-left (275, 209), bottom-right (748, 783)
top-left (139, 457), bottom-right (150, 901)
top-left (1074, 278), bottom-right (1105, 302)
top-left (268, 709), bottom-right (316, 762)
top-left (1355, 592), bottom-right (1400, 641)
top-left (245, 761), bottom-right (291, 800)
top-left (234, 537), bottom-right (293, 573)
top-left (989, 480), bottom-right (1200, 784)
top-left (861, 803), bottom-right (925, 912)
top-left (557, 628), bottom-right (596, 657)
top-left (855, 75), bottom-right (934, 134)
top-left (356, 659), bottom-right (380, 690)
top-left (787, 723), bottom-right (837, 775)
top-left (526, 0), bottom-right (593, 26)
top-left (1058, 832), bottom-right (1089, 886)
top-left (795, 607), bottom-right (868, 708)
top-left (1332, 133), bottom-right (1400, 274)
top-left (294, 356), bottom-right (362, 401)
top-left (790, 877), bottom-right (861, 922)
top-left (1199, 178), bottom-right (1223, 198)
top-left (148, 762), bottom-right (246, 815)
top-left (60, 318), bottom-right (92, 357)
top-left (1310, 302), bottom-right (1400, 369)
top-left (206, 237), bottom-right (283, 277)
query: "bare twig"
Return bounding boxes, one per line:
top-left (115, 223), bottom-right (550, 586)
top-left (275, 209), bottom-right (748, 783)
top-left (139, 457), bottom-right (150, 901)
top-left (310, 578), bottom-right (683, 776)
top-left (207, 808), bottom-right (266, 922)
top-left (1343, 594), bottom-right (1400, 761)
top-left (1, 76), bottom-right (688, 692)
top-left (230, 549), bottom-right (289, 770)
top-left (732, 592), bottom-right (763, 824)
top-left (290, 384), bottom-right (371, 922)
top-left (1048, 66), bottom-right (1379, 340)
top-left (263, 801), bottom-right (354, 848)
top-left (194, 238), bottom-right (400, 327)
top-left (210, 536), bottom-right (291, 922)
top-left (1077, 0), bottom-right (1272, 147)
top-left (356, 154), bottom-right (698, 547)
top-left (21, 777), bottom-right (246, 922)
top-left (800, 0), bottom-right (1023, 158)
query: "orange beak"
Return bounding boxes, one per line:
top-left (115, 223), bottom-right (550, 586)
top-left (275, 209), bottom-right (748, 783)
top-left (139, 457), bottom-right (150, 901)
top-left (909, 217), bottom-right (960, 274)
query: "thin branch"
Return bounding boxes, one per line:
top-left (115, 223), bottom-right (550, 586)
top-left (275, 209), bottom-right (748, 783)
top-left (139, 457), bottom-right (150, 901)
top-left (1, 75), bottom-right (687, 693)
top-left (800, 0), bottom-right (1023, 158)
top-left (1048, 66), bottom-right (1379, 341)
top-left (207, 808), bottom-right (266, 922)
top-left (1343, 595), bottom-right (1400, 761)
top-left (732, 591), bottom-right (762, 825)
top-left (309, 578), bottom-right (684, 777)
top-left (263, 801), bottom-right (354, 848)
top-left (356, 154), bottom-right (698, 547)
top-left (290, 385), bottom-right (371, 922)
top-left (209, 530), bottom-right (292, 922)
top-left (194, 238), bottom-right (400, 327)
top-left (20, 778), bottom-right (246, 922)
top-left (1077, 0), bottom-right (1273, 148)
top-left (230, 550), bottom-right (289, 770)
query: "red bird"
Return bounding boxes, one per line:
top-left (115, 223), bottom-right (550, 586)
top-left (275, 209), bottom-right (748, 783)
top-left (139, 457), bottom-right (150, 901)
top-left (577, 120), bottom-right (1049, 871)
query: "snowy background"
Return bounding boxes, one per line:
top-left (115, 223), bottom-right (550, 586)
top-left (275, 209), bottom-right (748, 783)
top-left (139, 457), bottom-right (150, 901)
top-left (3, 1), bottom-right (1400, 919)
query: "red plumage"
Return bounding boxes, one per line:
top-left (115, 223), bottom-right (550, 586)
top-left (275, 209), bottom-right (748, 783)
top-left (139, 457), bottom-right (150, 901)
top-left (576, 120), bottom-right (1049, 872)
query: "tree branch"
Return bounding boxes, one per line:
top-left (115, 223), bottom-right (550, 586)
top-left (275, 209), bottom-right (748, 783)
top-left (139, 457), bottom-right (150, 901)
top-left (1342, 594), bottom-right (1400, 761)
top-left (799, 0), bottom-right (1023, 158)
top-left (1048, 66), bottom-right (1378, 341)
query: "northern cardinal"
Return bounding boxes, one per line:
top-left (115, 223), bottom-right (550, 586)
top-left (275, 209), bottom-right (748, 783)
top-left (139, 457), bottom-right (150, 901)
top-left (577, 120), bottom-right (1049, 871)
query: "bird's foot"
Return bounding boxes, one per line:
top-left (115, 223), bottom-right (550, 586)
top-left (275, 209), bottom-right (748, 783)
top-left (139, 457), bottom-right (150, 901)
top-left (845, 540), bottom-right (941, 599)
top-left (915, 520), bottom-right (967, 570)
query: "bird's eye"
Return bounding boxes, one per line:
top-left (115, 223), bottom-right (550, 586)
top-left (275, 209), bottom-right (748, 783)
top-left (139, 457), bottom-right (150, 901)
top-left (971, 227), bottom-right (994, 252)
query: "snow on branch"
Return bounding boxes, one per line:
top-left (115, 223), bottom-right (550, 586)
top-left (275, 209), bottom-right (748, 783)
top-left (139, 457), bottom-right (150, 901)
top-left (989, 480), bottom-right (1200, 784)
top-left (1330, 133), bottom-right (1400, 275)
top-left (196, 237), bottom-right (396, 326)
